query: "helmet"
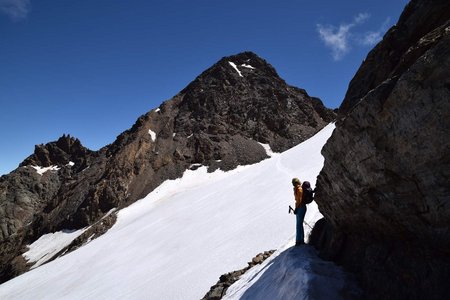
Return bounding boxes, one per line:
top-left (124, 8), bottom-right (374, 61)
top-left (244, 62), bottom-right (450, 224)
top-left (292, 178), bottom-right (301, 186)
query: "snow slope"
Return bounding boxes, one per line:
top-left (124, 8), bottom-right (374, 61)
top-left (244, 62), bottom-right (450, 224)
top-left (0, 124), bottom-right (338, 300)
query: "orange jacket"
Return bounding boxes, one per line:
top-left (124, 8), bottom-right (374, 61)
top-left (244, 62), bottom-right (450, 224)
top-left (294, 185), bottom-right (303, 208)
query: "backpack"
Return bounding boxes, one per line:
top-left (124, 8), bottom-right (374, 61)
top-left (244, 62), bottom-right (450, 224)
top-left (302, 181), bottom-right (314, 204)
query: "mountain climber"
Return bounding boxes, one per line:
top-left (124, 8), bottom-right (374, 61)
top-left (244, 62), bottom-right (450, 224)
top-left (292, 178), bottom-right (306, 246)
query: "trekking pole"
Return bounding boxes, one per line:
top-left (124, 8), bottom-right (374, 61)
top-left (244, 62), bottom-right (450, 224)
top-left (303, 220), bottom-right (313, 230)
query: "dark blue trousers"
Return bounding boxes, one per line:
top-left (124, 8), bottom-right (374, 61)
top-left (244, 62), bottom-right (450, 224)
top-left (296, 205), bottom-right (307, 243)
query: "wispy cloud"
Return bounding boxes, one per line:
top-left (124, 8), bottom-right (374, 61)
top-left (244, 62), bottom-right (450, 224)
top-left (0, 0), bottom-right (31, 21)
top-left (358, 17), bottom-right (392, 46)
top-left (354, 12), bottom-right (370, 24)
top-left (359, 31), bottom-right (383, 46)
top-left (317, 13), bottom-right (391, 61)
top-left (316, 23), bottom-right (354, 61)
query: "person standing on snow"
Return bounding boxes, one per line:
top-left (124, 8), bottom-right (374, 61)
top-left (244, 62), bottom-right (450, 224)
top-left (292, 178), bottom-right (306, 246)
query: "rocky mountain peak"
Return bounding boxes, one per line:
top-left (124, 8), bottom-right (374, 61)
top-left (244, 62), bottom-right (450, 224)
top-left (182, 51), bottom-right (284, 97)
top-left (55, 134), bottom-right (82, 154)
top-left (214, 51), bottom-right (280, 80)
top-left (19, 134), bottom-right (92, 170)
top-left (172, 52), bottom-right (334, 155)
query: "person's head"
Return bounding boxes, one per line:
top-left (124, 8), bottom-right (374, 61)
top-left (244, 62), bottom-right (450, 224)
top-left (292, 178), bottom-right (301, 186)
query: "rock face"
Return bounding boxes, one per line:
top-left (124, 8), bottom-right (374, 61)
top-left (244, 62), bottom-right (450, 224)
top-left (202, 250), bottom-right (276, 300)
top-left (311, 0), bottom-right (450, 298)
top-left (0, 51), bottom-right (335, 283)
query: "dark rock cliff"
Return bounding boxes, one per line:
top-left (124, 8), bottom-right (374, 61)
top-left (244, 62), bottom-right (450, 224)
top-left (311, 0), bottom-right (450, 298)
top-left (0, 51), bottom-right (335, 283)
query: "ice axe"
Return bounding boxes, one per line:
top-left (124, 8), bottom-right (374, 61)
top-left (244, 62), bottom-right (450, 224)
top-left (288, 205), bottom-right (295, 214)
top-left (289, 206), bottom-right (313, 229)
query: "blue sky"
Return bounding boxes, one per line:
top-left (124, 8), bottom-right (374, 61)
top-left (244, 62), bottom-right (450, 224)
top-left (0, 0), bottom-right (408, 175)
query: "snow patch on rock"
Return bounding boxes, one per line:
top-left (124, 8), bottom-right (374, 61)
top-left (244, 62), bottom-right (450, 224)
top-left (258, 142), bottom-right (276, 157)
top-left (241, 64), bottom-right (255, 69)
top-left (148, 129), bottom-right (157, 142)
top-left (228, 61), bottom-right (243, 77)
top-left (31, 165), bottom-right (60, 176)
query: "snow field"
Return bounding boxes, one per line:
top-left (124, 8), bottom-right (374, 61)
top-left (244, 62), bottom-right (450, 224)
top-left (0, 124), bottom-right (335, 300)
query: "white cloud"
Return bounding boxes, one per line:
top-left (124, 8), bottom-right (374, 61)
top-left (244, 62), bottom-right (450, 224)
top-left (354, 12), bottom-right (370, 24)
top-left (317, 23), bottom-right (354, 61)
top-left (317, 13), bottom-right (392, 61)
top-left (358, 17), bottom-right (392, 46)
top-left (360, 31), bottom-right (383, 46)
top-left (0, 0), bottom-right (31, 21)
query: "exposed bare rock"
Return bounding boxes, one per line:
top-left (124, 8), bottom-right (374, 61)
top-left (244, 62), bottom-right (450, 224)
top-left (311, 0), bottom-right (450, 298)
top-left (338, 0), bottom-right (450, 118)
top-left (202, 250), bottom-right (275, 300)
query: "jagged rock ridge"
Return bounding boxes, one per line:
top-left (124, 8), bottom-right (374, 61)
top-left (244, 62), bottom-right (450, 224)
top-left (311, 0), bottom-right (450, 298)
top-left (202, 250), bottom-right (276, 300)
top-left (0, 51), bottom-right (335, 283)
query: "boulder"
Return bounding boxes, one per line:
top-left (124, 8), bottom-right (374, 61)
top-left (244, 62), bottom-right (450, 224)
top-left (312, 0), bottom-right (450, 298)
